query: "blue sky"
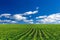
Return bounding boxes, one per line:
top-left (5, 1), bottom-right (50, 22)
top-left (0, 0), bottom-right (60, 24)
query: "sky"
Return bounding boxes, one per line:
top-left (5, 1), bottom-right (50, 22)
top-left (0, 0), bottom-right (60, 24)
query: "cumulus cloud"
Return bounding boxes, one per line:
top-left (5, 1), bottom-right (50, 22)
top-left (13, 14), bottom-right (27, 21)
top-left (0, 13), bottom-right (60, 24)
top-left (23, 7), bottom-right (38, 15)
top-left (0, 13), bottom-right (11, 18)
top-left (0, 7), bottom-right (39, 24)
top-left (0, 20), bottom-right (11, 23)
top-left (36, 13), bottom-right (60, 24)
top-left (10, 21), bottom-right (18, 23)
top-left (23, 19), bottom-right (34, 24)
top-left (0, 20), bottom-right (17, 24)
top-left (23, 10), bottom-right (38, 15)
top-left (36, 15), bottom-right (47, 19)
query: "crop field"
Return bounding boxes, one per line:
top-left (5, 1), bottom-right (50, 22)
top-left (0, 24), bottom-right (60, 40)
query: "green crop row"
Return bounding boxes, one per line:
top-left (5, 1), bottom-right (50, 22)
top-left (0, 24), bottom-right (60, 40)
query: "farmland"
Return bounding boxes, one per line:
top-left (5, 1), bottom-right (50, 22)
top-left (0, 24), bottom-right (60, 40)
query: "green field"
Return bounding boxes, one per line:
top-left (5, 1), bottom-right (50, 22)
top-left (0, 24), bottom-right (60, 40)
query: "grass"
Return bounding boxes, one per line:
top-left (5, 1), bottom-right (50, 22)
top-left (0, 24), bottom-right (60, 40)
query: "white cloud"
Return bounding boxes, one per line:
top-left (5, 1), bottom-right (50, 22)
top-left (23, 19), bottom-right (34, 24)
top-left (0, 13), bottom-right (11, 18)
top-left (10, 21), bottom-right (18, 23)
top-left (24, 10), bottom-right (38, 15)
top-left (36, 13), bottom-right (60, 24)
top-left (0, 20), bottom-right (18, 24)
top-left (36, 15), bottom-right (47, 19)
top-left (0, 7), bottom-right (39, 24)
top-left (23, 7), bottom-right (38, 15)
top-left (13, 14), bottom-right (27, 21)
top-left (12, 8), bottom-right (38, 21)
top-left (1, 13), bottom-right (60, 24)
